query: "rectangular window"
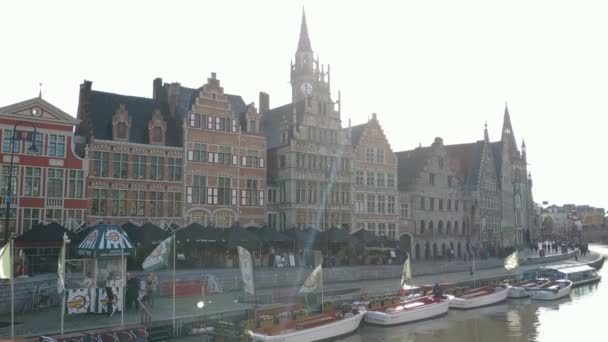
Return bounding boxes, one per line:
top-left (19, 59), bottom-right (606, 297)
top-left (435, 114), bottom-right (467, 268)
top-left (420, 196), bottom-right (425, 210)
top-left (24, 167), bottom-right (41, 197)
top-left (113, 153), bottom-right (128, 178)
top-left (388, 195), bottom-right (396, 214)
top-left (376, 149), bottom-right (385, 163)
top-left (27, 132), bottom-right (43, 155)
top-left (22, 208), bottom-right (40, 231)
top-left (439, 199), bottom-right (444, 211)
top-left (149, 192), bottom-right (163, 217)
top-left (92, 189), bottom-right (108, 216)
top-left (131, 191), bottom-right (145, 216)
top-left (401, 202), bottom-right (409, 217)
top-left (388, 223), bottom-right (396, 239)
top-left (168, 158), bottom-right (182, 181)
top-left (387, 173), bottom-right (395, 188)
top-left (93, 152), bottom-right (109, 177)
top-left (355, 193), bottom-right (364, 213)
top-left (367, 171), bottom-right (375, 186)
top-left (268, 213), bottom-right (277, 230)
top-left (218, 145), bottom-right (232, 165)
top-left (190, 175), bottom-right (207, 204)
top-left (429, 197), bottom-right (435, 211)
top-left (47, 134), bottom-right (66, 157)
top-left (47, 169), bottom-right (64, 198)
top-left (377, 195), bottom-right (386, 214)
top-left (189, 113), bottom-right (207, 128)
top-left (377, 173), bottom-right (385, 187)
top-left (378, 223), bottom-right (386, 237)
top-left (244, 179), bottom-right (259, 206)
top-left (0, 166), bottom-right (18, 197)
top-left (2, 129), bottom-right (20, 154)
top-left (218, 177), bottom-right (232, 205)
top-left (207, 116), bottom-right (214, 129)
top-left (447, 199), bottom-right (452, 211)
top-left (67, 170), bottom-right (84, 199)
top-left (356, 171), bottom-right (366, 185)
top-left (296, 181), bottom-right (306, 204)
top-left (208, 187), bottom-right (218, 204)
top-left (45, 209), bottom-right (63, 223)
top-left (111, 190), bottom-right (128, 216)
top-left (132, 155), bottom-right (147, 179)
top-left (429, 173), bottom-right (435, 185)
top-left (66, 210), bottom-right (84, 230)
top-left (366, 147), bottom-right (375, 162)
top-left (367, 194), bottom-right (376, 214)
top-left (150, 156), bottom-right (164, 180)
top-left (367, 222), bottom-right (376, 232)
top-left (0, 208), bottom-right (16, 237)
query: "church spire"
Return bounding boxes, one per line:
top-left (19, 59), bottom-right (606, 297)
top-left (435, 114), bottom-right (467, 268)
top-left (503, 103), bottom-right (514, 136)
top-left (484, 121), bottom-right (489, 142)
top-left (297, 8), bottom-right (312, 52)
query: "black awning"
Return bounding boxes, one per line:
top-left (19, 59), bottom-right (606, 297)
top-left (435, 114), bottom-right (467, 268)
top-left (15, 222), bottom-right (74, 247)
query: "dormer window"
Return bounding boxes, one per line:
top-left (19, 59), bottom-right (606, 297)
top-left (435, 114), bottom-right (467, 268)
top-left (112, 104), bottom-right (131, 141)
top-left (148, 109), bottom-right (166, 145)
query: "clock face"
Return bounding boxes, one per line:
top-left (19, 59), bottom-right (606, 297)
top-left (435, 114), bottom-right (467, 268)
top-left (31, 107), bottom-right (41, 117)
top-left (300, 82), bottom-right (313, 95)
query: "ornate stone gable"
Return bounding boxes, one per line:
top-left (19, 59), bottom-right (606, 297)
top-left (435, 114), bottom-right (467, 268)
top-left (112, 104), bottom-right (131, 141)
top-left (148, 109), bottom-right (166, 145)
top-left (190, 73), bottom-right (232, 118)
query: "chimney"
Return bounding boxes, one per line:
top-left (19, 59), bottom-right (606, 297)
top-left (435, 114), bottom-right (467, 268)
top-left (153, 77), bottom-right (163, 101)
top-left (259, 92), bottom-right (270, 113)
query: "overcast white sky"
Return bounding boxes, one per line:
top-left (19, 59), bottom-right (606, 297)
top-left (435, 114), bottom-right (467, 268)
top-left (2, 0), bottom-right (607, 210)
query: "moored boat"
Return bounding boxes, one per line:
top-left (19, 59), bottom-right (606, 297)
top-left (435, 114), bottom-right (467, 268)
top-left (507, 279), bottom-right (551, 298)
top-left (528, 279), bottom-right (572, 301)
top-left (364, 295), bottom-right (451, 326)
top-left (523, 263), bottom-right (601, 287)
top-left (449, 285), bottom-right (509, 310)
top-left (249, 307), bottom-right (365, 342)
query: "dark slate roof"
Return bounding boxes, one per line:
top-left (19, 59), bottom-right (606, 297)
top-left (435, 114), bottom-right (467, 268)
top-left (349, 123), bottom-right (367, 147)
top-left (491, 141), bottom-right (503, 180)
top-left (89, 90), bottom-right (182, 147)
top-left (260, 101), bottom-right (305, 148)
top-left (445, 142), bottom-right (483, 186)
top-left (396, 147), bottom-right (433, 190)
top-left (226, 94), bottom-right (247, 116)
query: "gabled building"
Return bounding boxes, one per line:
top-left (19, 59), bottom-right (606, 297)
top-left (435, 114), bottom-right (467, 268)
top-left (77, 80), bottom-right (185, 227)
top-left (349, 113), bottom-right (399, 240)
top-left (261, 11), bottom-right (353, 230)
top-left (0, 96), bottom-right (87, 234)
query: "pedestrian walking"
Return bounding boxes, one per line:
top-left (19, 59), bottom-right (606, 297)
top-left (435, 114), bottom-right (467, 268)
top-left (126, 273), bottom-right (139, 311)
top-left (146, 272), bottom-right (159, 308)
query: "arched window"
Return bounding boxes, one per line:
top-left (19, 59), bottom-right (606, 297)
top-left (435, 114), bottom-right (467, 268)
top-left (429, 221), bottom-right (434, 234)
top-left (438, 221), bottom-right (443, 234)
top-left (446, 221), bottom-right (451, 235)
top-left (420, 220), bottom-right (425, 234)
top-left (117, 122), bottom-right (127, 139)
top-left (454, 221), bottom-right (459, 235)
top-left (214, 211), bottom-right (234, 228)
top-left (153, 127), bottom-right (162, 143)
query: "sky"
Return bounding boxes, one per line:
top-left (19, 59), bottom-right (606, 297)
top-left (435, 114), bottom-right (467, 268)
top-left (1, 0), bottom-right (607, 210)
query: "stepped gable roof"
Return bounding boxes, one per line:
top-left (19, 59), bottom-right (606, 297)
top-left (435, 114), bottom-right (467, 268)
top-left (172, 85), bottom-right (248, 119)
top-left (396, 147), bottom-right (433, 190)
top-left (260, 100), bottom-right (305, 148)
top-left (445, 141), bottom-right (484, 186)
top-left (89, 90), bottom-right (182, 147)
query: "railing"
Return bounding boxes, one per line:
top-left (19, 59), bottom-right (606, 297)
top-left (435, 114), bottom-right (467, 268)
top-left (138, 297), bottom-right (152, 338)
top-left (45, 197), bottom-right (63, 207)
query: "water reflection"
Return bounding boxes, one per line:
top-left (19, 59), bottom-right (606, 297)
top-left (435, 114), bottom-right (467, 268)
top-left (338, 245), bottom-right (606, 342)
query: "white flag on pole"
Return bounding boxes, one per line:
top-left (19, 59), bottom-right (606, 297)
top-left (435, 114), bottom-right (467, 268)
top-left (0, 242), bottom-right (12, 279)
top-left (504, 251), bottom-right (519, 271)
top-left (143, 236), bottom-right (173, 272)
top-left (299, 264), bottom-right (323, 294)
top-left (401, 255), bottom-right (412, 289)
top-left (237, 246), bottom-right (255, 295)
top-left (57, 233), bottom-right (70, 293)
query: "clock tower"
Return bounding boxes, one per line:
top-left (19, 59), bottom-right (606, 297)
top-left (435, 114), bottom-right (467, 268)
top-left (291, 10), bottom-right (316, 102)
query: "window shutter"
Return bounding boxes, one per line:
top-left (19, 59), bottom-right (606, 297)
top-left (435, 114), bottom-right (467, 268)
top-left (207, 188), bottom-right (213, 204)
top-left (207, 116), bottom-right (213, 129)
top-left (259, 158), bottom-right (265, 168)
top-left (232, 155), bottom-right (238, 166)
top-left (188, 151), bottom-right (193, 161)
top-left (207, 152), bottom-right (213, 163)
top-left (214, 153), bottom-right (219, 164)
top-left (186, 187), bottom-right (193, 203)
top-left (241, 156), bottom-right (247, 166)
top-left (259, 191), bottom-right (265, 206)
top-left (215, 117), bottom-right (221, 130)
top-left (241, 190), bottom-right (247, 206)
top-left (213, 188), bottom-right (218, 204)
top-left (232, 119), bottom-right (237, 133)
top-left (231, 189), bottom-right (237, 205)
top-left (189, 114), bottom-right (195, 127)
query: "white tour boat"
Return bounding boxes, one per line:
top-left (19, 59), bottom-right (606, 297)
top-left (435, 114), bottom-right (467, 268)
top-left (528, 279), bottom-right (572, 301)
top-left (507, 278), bottom-right (551, 298)
top-left (249, 307), bottom-right (365, 342)
top-left (364, 295), bottom-right (451, 326)
top-left (535, 264), bottom-right (601, 287)
top-left (449, 285), bottom-right (509, 310)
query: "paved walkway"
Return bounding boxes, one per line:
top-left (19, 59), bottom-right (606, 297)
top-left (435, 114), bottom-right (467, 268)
top-left (0, 250), bottom-right (594, 338)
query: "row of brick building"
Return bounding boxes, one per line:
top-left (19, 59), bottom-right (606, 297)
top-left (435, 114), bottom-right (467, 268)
top-left (0, 11), bottom-right (535, 259)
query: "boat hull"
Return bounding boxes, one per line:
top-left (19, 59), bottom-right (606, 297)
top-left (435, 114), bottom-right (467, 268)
top-left (507, 286), bottom-right (530, 299)
top-left (449, 286), bottom-right (509, 310)
top-left (364, 296), bottom-right (450, 326)
top-left (250, 310), bottom-right (365, 342)
top-left (529, 281), bottom-right (572, 301)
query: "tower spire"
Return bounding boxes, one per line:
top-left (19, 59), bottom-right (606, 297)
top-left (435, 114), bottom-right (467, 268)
top-left (297, 8), bottom-right (312, 52)
top-left (484, 121), bottom-right (489, 141)
top-left (503, 103), bottom-right (513, 135)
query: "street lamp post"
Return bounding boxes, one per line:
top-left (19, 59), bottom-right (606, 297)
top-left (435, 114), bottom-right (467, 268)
top-left (4, 121), bottom-right (38, 243)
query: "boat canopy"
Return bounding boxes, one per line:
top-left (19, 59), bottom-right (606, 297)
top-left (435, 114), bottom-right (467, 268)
top-left (556, 265), bottom-right (595, 274)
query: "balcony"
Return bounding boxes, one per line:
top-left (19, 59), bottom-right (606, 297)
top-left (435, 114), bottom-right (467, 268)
top-left (46, 197), bottom-right (63, 208)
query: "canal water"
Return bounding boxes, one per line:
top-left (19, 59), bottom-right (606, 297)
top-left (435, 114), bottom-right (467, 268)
top-left (339, 244), bottom-right (607, 342)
